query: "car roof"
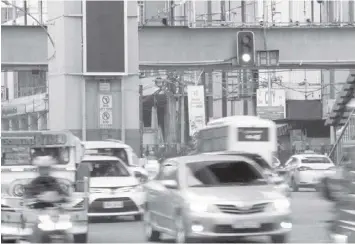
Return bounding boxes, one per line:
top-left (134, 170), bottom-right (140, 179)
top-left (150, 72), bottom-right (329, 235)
top-left (82, 141), bottom-right (130, 149)
top-left (82, 155), bottom-right (123, 162)
top-left (293, 154), bottom-right (329, 159)
top-left (165, 154), bottom-right (258, 166)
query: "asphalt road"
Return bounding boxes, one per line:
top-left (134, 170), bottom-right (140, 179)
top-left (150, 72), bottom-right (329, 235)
top-left (88, 190), bottom-right (334, 243)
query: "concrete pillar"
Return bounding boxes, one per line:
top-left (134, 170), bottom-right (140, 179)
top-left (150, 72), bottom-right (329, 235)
top-left (47, 1), bottom-right (140, 153)
top-left (18, 116), bottom-right (25, 130)
top-left (37, 112), bottom-right (47, 130)
top-left (2, 119), bottom-right (10, 131)
top-left (8, 119), bottom-right (14, 131)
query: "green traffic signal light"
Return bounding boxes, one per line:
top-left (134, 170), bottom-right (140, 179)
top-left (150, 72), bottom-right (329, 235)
top-left (237, 31), bottom-right (255, 66)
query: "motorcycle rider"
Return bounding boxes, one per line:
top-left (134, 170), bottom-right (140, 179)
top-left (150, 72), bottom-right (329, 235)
top-left (24, 155), bottom-right (69, 203)
top-left (25, 155), bottom-right (72, 243)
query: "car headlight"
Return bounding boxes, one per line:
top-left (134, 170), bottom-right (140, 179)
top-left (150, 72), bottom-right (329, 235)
top-left (189, 202), bottom-right (219, 213)
top-left (13, 184), bottom-right (25, 197)
top-left (270, 199), bottom-right (290, 212)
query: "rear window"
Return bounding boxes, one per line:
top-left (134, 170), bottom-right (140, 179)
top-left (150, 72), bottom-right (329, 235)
top-left (83, 160), bottom-right (130, 177)
top-left (237, 127), bottom-right (269, 142)
top-left (301, 157), bottom-right (331, 164)
top-left (186, 160), bottom-right (267, 187)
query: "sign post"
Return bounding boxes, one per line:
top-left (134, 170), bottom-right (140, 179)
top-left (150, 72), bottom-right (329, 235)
top-left (99, 94), bottom-right (113, 129)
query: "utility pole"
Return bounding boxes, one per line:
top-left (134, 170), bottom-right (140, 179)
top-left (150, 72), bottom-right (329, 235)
top-left (241, 0), bottom-right (248, 115)
top-left (221, 0), bottom-right (226, 21)
top-left (207, 0), bottom-right (212, 25)
top-left (222, 71), bottom-right (228, 117)
top-left (170, 0), bottom-right (175, 26)
top-left (139, 85), bottom-right (143, 157)
top-left (180, 77), bottom-right (185, 145)
top-left (167, 79), bottom-right (177, 146)
top-left (241, 0), bottom-right (246, 23)
top-left (201, 72), bottom-right (209, 123)
top-left (251, 70), bottom-right (259, 116)
top-left (242, 70), bottom-right (248, 115)
top-left (23, 0), bottom-right (27, 25)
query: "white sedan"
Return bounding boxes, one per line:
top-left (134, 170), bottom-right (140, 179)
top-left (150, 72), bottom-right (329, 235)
top-left (81, 155), bottom-right (145, 220)
top-left (284, 153), bottom-right (336, 191)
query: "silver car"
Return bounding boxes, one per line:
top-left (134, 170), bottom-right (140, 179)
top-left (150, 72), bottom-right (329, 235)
top-left (143, 154), bottom-right (292, 243)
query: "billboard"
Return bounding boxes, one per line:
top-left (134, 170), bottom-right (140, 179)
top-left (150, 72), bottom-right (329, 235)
top-left (256, 88), bottom-right (286, 120)
top-left (83, 0), bottom-right (127, 75)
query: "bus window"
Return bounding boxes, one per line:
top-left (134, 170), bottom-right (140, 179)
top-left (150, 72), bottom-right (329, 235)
top-left (198, 126), bottom-right (228, 152)
top-left (237, 127), bottom-right (269, 142)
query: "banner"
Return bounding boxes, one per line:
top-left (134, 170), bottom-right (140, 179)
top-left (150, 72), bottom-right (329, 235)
top-left (187, 86), bottom-right (206, 136)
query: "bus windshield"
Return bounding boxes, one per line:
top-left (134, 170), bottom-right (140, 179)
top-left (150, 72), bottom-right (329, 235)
top-left (1, 146), bottom-right (70, 166)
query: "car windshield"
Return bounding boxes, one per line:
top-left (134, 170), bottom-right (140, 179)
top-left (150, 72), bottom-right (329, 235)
top-left (83, 160), bottom-right (130, 177)
top-left (301, 157), bottom-right (331, 164)
top-left (186, 160), bottom-right (267, 187)
top-left (84, 148), bottom-right (129, 165)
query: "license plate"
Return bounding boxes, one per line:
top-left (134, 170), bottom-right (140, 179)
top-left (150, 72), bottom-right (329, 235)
top-left (232, 221), bottom-right (260, 229)
top-left (103, 201), bottom-right (123, 209)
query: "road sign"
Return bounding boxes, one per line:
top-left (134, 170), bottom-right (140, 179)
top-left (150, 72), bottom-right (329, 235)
top-left (99, 110), bottom-right (113, 128)
top-left (99, 94), bottom-right (113, 128)
top-left (99, 95), bottom-right (113, 108)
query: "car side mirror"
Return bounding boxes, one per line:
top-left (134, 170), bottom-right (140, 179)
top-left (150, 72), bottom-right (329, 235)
top-left (134, 171), bottom-right (143, 178)
top-left (161, 180), bottom-right (178, 189)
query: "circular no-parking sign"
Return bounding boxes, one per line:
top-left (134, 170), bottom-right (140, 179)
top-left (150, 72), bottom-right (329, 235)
top-left (102, 111), bottom-right (110, 120)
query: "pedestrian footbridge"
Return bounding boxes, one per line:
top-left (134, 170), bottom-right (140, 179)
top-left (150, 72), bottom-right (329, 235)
top-left (2, 25), bottom-right (355, 70)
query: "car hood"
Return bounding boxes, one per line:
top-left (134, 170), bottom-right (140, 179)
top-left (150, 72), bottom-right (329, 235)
top-left (185, 185), bottom-right (283, 202)
top-left (90, 177), bottom-right (139, 188)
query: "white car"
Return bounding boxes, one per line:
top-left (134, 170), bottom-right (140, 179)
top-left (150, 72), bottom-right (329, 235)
top-left (81, 155), bottom-right (145, 220)
top-left (284, 153), bottom-right (336, 191)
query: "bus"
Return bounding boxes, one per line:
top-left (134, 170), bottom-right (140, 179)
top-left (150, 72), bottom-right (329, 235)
top-left (1, 130), bottom-right (88, 242)
top-left (195, 116), bottom-right (278, 167)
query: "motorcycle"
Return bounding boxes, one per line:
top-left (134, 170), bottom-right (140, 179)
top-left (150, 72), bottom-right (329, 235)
top-left (23, 192), bottom-right (74, 243)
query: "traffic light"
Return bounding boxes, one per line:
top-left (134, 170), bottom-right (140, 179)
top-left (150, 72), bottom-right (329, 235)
top-left (237, 31), bottom-right (255, 66)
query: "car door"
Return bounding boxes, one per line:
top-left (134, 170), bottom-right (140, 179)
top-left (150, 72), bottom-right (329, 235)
top-left (156, 161), bottom-right (180, 230)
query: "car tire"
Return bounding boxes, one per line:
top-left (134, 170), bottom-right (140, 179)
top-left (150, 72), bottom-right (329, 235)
top-left (134, 213), bottom-right (143, 221)
top-left (270, 234), bottom-right (288, 243)
top-left (144, 211), bottom-right (161, 242)
top-left (74, 233), bottom-right (88, 243)
top-left (291, 178), bottom-right (299, 192)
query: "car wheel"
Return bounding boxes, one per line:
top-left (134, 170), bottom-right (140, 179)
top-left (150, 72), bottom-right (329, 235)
top-left (270, 234), bottom-right (288, 243)
top-left (134, 213), bottom-right (143, 221)
top-left (291, 178), bottom-right (299, 192)
top-left (144, 210), bottom-right (160, 242)
top-left (74, 233), bottom-right (88, 243)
